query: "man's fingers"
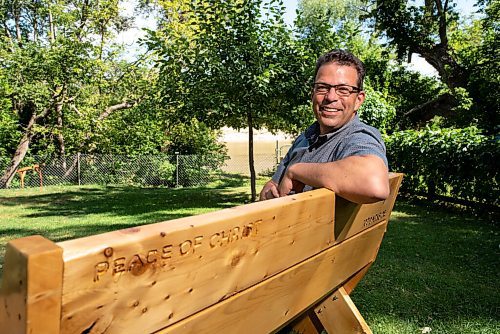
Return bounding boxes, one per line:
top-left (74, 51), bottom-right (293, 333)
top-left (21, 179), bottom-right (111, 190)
top-left (278, 181), bottom-right (291, 197)
top-left (259, 190), bottom-right (267, 201)
top-left (270, 185), bottom-right (279, 198)
top-left (260, 181), bottom-right (279, 201)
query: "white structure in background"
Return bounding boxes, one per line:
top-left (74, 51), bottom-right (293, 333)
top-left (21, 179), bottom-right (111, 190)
top-left (219, 127), bottom-right (294, 175)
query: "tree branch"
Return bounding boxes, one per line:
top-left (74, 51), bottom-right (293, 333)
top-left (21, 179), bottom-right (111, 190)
top-left (76, 0), bottom-right (90, 41)
top-left (70, 104), bottom-right (83, 117)
top-left (14, 6), bottom-right (22, 45)
top-left (48, 9), bottom-right (56, 43)
top-left (403, 92), bottom-right (458, 126)
top-left (434, 0), bottom-right (448, 45)
top-left (3, 21), bottom-right (15, 52)
top-left (98, 101), bottom-right (136, 121)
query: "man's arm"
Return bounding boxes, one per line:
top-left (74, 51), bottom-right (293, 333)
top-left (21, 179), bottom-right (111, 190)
top-left (278, 155), bottom-right (389, 204)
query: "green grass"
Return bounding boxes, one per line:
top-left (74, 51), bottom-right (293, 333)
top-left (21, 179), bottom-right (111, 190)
top-left (351, 203), bottom-right (500, 334)
top-left (0, 177), bottom-right (498, 333)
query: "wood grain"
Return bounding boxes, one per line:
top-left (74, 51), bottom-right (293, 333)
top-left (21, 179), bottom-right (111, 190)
top-left (314, 286), bottom-right (373, 334)
top-left (343, 262), bottom-right (374, 295)
top-left (57, 189), bottom-right (336, 333)
top-left (289, 310), bottom-right (323, 334)
top-left (334, 173), bottom-right (403, 244)
top-left (0, 174), bottom-right (403, 334)
top-left (157, 221), bottom-right (388, 334)
top-left (0, 235), bottom-right (63, 334)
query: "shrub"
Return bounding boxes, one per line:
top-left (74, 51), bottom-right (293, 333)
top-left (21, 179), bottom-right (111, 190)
top-left (358, 86), bottom-right (396, 133)
top-left (158, 160), bottom-right (176, 186)
top-left (385, 126), bottom-right (499, 208)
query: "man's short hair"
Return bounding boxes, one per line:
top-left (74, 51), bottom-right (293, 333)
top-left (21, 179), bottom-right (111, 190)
top-left (314, 49), bottom-right (366, 90)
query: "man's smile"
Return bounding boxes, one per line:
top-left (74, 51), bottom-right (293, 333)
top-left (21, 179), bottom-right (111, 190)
top-left (319, 106), bottom-right (343, 116)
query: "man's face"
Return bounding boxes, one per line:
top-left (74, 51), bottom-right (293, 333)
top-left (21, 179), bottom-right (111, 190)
top-left (312, 63), bottom-right (365, 134)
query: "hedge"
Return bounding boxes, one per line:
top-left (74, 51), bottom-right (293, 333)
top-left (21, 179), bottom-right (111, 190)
top-left (384, 126), bottom-right (499, 210)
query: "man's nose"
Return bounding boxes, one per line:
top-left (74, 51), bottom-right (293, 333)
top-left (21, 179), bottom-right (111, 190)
top-left (325, 87), bottom-right (339, 101)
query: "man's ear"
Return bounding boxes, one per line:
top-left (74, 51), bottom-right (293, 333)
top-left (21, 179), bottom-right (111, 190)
top-left (354, 90), bottom-right (366, 111)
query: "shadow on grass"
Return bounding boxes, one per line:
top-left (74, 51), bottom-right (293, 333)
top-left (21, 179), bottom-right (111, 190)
top-left (351, 201), bottom-right (500, 330)
top-left (2, 181), bottom-right (249, 213)
top-left (0, 176), bottom-right (252, 242)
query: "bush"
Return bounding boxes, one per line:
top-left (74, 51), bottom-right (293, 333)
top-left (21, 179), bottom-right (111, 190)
top-left (164, 119), bottom-right (228, 187)
top-left (385, 126), bottom-right (499, 208)
top-left (358, 85), bottom-right (396, 133)
top-left (158, 160), bottom-right (176, 185)
top-left (177, 154), bottom-right (226, 187)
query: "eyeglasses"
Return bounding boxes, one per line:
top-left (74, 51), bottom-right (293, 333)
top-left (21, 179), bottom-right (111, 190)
top-left (313, 82), bottom-right (361, 97)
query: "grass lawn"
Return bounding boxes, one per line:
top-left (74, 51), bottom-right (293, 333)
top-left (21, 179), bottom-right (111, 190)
top-left (0, 177), bottom-right (498, 333)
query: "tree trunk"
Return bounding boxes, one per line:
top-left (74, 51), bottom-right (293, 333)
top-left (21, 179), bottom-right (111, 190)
top-left (247, 110), bottom-right (257, 202)
top-left (0, 99), bottom-right (136, 188)
top-left (55, 97), bottom-right (67, 171)
top-left (418, 45), bottom-right (468, 90)
top-left (0, 113), bottom-right (37, 188)
top-left (402, 92), bottom-right (458, 127)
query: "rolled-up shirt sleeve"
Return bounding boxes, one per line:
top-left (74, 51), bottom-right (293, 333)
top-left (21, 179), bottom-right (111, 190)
top-left (338, 128), bottom-right (388, 167)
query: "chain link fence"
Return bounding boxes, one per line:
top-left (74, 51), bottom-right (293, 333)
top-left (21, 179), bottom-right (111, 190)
top-left (0, 153), bottom-right (280, 189)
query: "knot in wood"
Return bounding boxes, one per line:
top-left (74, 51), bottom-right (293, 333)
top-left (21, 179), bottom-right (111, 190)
top-left (103, 247), bottom-right (113, 257)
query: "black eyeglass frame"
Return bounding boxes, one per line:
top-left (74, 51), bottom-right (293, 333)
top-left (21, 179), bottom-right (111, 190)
top-left (312, 82), bottom-right (361, 96)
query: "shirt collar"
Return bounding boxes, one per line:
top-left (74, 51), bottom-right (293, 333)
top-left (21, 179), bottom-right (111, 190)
top-left (306, 115), bottom-right (360, 146)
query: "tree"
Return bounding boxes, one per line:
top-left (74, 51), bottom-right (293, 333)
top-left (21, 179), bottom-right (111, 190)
top-left (449, 0), bottom-right (499, 131)
top-left (367, 0), bottom-right (498, 130)
top-left (0, 0), bottom-right (141, 187)
top-left (295, 0), bottom-right (368, 57)
top-left (149, 0), bottom-right (311, 201)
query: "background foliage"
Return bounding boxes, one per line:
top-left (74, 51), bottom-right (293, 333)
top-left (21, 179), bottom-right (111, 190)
top-left (0, 0), bottom-right (498, 210)
top-left (385, 126), bottom-right (498, 210)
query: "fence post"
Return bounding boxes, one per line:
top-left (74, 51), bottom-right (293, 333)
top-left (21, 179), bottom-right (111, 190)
top-left (77, 153), bottom-right (81, 186)
top-left (175, 152), bottom-right (179, 188)
top-left (275, 140), bottom-right (279, 166)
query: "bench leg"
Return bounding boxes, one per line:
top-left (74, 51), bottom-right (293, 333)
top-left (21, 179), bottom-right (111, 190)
top-left (313, 286), bottom-right (372, 334)
top-left (289, 309), bottom-right (324, 334)
top-left (18, 171), bottom-right (26, 188)
top-left (35, 167), bottom-right (43, 189)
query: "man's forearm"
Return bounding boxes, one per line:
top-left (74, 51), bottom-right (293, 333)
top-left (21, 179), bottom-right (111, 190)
top-left (283, 155), bottom-right (389, 203)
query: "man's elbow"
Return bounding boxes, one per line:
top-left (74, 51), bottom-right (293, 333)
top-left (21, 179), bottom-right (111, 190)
top-left (332, 176), bottom-right (390, 204)
top-left (366, 176), bottom-right (390, 203)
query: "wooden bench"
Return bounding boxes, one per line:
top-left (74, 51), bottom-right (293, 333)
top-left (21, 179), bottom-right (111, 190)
top-left (0, 173), bottom-right (403, 334)
top-left (16, 164), bottom-right (43, 189)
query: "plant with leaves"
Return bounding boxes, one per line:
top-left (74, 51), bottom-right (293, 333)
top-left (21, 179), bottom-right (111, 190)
top-left (367, 0), bottom-right (498, 131)
top-left (0, 0), bottom-right (144, 188)
top-left (448, 0), bottom-right (499, 132)
top-left (385, 125), bottom-right (499, 208)
top-left (357, 84), bottom-right (396, 133)
top-left (148, 0), bottom-right (311, 201)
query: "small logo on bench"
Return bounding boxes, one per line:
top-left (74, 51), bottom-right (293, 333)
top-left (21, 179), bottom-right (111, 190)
top-left (363, 210), bottom-right (387, 228)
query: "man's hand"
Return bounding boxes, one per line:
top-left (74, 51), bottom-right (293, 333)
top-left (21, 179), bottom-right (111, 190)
top-left (259, 180), bottom-right (280, 201)
top-left (278, 168), bottom-right (305, 197)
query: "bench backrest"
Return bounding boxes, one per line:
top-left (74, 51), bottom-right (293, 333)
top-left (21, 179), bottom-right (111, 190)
top-left (0, 173), bottom-right (403, 334)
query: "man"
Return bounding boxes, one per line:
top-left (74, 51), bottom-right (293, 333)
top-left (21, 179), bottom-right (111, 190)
top-left (259, 49), bottom-right (389, 204)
